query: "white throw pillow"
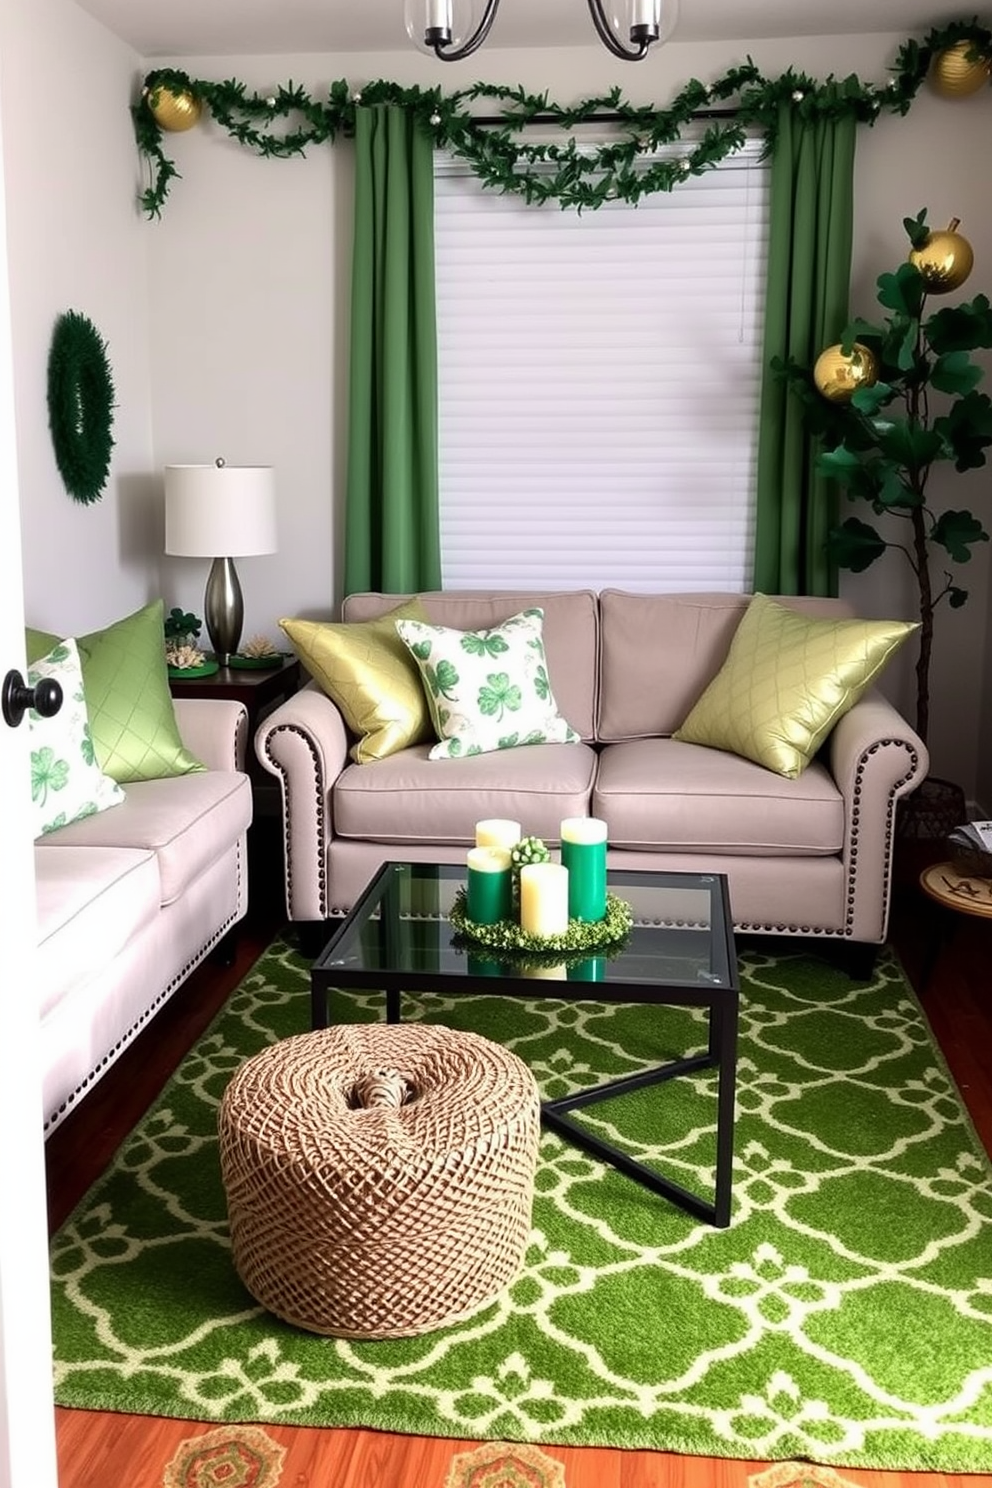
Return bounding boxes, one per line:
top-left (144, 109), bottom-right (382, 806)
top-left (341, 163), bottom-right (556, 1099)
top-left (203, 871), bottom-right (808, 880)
top-left (395, 607), bottom-right (579, 760)
top-left (28, 639), bottom-right (125, 837)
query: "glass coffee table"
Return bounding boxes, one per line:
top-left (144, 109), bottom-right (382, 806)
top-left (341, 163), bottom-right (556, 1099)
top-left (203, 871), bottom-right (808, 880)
top-left (311, 863), bottom-right (739, 1227)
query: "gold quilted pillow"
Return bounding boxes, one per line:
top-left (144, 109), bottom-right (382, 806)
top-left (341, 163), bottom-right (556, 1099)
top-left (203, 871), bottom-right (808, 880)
top-left (280, 598), bottom-right (433, 763)
top-left (673, 594), bottom-right (917, 779)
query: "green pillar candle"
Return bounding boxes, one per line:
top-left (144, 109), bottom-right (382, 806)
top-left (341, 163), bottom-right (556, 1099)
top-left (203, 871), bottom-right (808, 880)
top-left (466, 845), bottom-right (513, 924)
top-left (560, 816), bottom-right (608, 922)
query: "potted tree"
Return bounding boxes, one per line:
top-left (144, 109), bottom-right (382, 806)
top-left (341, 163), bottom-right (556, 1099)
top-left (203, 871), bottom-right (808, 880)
top-left (777, 209), bottom-right (992, 833)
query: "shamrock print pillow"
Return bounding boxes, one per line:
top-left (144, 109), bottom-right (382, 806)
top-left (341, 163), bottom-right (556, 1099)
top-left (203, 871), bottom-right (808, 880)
top-left (28, 638), bottom-right (125, 837)
top-left (395, 607), bottom-right (580, 759)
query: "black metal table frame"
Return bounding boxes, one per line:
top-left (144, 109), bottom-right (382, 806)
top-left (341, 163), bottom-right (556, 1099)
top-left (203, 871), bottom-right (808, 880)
top-left (311, 864), bottom-right (738, 1228)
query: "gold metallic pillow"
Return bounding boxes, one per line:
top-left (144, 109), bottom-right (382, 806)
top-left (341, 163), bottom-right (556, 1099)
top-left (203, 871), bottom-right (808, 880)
top-left (673, 594), bottom-right (918, 779)
top-left (280, 598), bottom-right (433, 763)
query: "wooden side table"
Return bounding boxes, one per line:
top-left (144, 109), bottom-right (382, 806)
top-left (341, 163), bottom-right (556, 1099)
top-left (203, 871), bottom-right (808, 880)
top-left (169, 655), bottom-right (302, 809)
top-left (918, 861), bottom-right (992, 988)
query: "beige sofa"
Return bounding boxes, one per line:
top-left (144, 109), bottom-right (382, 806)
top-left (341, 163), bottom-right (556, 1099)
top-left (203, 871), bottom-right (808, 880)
top-left (36, 697), bottom-right (253, 1135)
top-left (255, 590), bottom-right (928, 954)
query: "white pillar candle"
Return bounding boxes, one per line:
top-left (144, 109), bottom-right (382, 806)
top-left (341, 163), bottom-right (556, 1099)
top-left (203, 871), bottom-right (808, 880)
top-left (519, 862), bottom-right (570, 938)
top-left (523, 962), bottom-right (568, 980)
top-left (475, 818), bottom-right (521, 851)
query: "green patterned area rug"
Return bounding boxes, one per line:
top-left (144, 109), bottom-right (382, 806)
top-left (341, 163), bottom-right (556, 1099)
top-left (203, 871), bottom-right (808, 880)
top-left (50, 938), bottom-right (992, 1471)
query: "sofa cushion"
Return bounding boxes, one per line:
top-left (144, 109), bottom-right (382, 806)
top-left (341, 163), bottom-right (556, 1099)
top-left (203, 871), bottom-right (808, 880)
top-left (34, 845), bottom-right (160, 1019)
top-left (28, 639), bottom-right (125, 837)
top-left (30, 602), bottom-right (205, 783)
top-left (280, 597), bottom-right (434, 764)
top-left (597, 590), bottom-right (859, 742)
top-left (34, 771), bottom-right (252, 906)
top-left (335, 741), bottom-right (597, 846)
top-left (396, 608), bottom-right (580, 759)
top-left (673, 595), bottom-right (917, 778)
top-left (342, 591), bottom-right (599, 742)
top-left (594, 738), bottom-right (844, 855)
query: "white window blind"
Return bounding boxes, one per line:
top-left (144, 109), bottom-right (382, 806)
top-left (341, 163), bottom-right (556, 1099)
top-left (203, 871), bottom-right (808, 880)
top-left (434, 137), bottom-right (770, 592)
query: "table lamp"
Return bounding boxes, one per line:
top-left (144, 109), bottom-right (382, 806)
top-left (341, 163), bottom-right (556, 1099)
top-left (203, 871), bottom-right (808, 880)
top-left (164, 459), bottom-right (277, 664)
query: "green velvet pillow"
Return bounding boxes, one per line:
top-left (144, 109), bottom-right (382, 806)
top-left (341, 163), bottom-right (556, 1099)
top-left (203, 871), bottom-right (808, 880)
top-left (29, 602), bottom-right (204, 783)
top-left (673, 594), bottom-right (918, 779)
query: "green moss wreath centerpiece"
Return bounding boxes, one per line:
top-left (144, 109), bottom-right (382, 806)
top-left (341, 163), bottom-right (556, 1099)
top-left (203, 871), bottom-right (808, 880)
top-left (450, 885), bottom-right (633, 959)
top-left (46, 310), bottom-right (116, 505)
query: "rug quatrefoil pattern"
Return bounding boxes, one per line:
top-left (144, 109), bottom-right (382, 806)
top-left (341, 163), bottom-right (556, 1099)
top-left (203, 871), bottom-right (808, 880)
top-left (50, 940), bottom-right (992, 1473)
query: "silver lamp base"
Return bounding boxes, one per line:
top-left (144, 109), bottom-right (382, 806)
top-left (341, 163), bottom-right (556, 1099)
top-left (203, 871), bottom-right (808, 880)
top-left (204, 556), bottom-right (244, 666)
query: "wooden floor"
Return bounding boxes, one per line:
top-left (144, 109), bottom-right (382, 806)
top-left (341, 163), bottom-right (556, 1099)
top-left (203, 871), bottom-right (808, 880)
top-left (45, 823), bottom-right (992, 1488)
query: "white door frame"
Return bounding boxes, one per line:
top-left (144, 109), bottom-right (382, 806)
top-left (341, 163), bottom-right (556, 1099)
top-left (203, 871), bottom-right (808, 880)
top-left (0, 63), bottom-right (60, 1488)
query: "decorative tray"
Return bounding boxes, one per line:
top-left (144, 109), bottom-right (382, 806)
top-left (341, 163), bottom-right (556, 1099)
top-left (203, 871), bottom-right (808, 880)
top-left (168, 661), bottom-right (219, 678)
top-left (228, 652), bottom-right (287, 670)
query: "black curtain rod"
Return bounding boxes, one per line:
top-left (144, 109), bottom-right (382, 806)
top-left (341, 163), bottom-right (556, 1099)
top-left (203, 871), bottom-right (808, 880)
top-left (471, 106), bottom-right (740, 125)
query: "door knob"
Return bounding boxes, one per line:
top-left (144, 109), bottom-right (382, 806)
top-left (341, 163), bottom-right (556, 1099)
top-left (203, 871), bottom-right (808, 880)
top-left (2, 669), bottom-right (63, 728)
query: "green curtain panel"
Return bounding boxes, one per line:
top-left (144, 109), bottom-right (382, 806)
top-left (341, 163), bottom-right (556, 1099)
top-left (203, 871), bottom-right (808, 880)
top-left (753, 98), bottom-right (857, 596)
top-left (345, 106), bottom-right (442, 596)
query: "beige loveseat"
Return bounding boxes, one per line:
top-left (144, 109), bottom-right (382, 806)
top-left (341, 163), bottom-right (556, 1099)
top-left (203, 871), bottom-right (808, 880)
top-left (36, 698), bottom-right (252, 1134)
top-left (255, 590), bottom-right (928, 954)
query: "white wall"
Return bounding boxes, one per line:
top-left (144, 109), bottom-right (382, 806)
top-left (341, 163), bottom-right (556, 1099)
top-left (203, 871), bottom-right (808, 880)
top-left (0, 0), bottom-right (156, 635)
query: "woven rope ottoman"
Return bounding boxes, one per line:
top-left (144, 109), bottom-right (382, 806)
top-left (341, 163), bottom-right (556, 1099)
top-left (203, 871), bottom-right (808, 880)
top-left (218, 1022), bottom-right (541, 1338)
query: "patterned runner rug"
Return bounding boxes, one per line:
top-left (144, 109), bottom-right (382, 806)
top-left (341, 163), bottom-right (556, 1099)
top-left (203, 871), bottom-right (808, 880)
top-left (50, 938), bottom-right (992, 1471)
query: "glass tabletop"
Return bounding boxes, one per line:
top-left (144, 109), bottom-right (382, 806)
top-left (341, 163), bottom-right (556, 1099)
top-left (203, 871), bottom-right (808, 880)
top-left (313, 862), bottom-right (737, 1000)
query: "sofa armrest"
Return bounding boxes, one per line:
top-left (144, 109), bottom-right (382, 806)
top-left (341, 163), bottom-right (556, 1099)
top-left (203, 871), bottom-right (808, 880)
top-left (828, 692), bottom-right (929, 943)
top-left (173, 697), bottom-right (248, 773)
top-left (254, 683), bottom-right (351, 920)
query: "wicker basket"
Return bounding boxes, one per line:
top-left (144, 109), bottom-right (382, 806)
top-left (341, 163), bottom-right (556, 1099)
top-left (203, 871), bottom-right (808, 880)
top-left (218, 1023), bottom-right (541, 1338)
top-left (896, 776), bottom-right (967, 842)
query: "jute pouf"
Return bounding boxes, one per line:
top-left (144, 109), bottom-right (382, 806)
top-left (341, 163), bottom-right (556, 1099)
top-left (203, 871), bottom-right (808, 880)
top-left (218, 1023), bottom-right (541, 1338)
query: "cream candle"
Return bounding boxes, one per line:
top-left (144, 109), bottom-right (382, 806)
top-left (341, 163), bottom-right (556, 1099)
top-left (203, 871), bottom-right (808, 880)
top-left (560, 817), bottom-right (608, 923)
top-left (523, 962), bottom-right (567, 980)
top-left (475, 818), bottom-right (521, 851)
top-left (466, 845), bottom-right (512, 924)
top-left (519, 862), bottom-right (570, 938)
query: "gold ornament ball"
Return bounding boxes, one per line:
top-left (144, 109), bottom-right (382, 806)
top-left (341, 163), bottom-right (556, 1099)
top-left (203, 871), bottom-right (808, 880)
top-left (147, 85), bottom-right (202, 132)
top-left (813, 342), bottom-right (879, 403)
top-left (908, 218), bottom-right (974, 294)
top-left (930, 41), bottom-right (992, 98)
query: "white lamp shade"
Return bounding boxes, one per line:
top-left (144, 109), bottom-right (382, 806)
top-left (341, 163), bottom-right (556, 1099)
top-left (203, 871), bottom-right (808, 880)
top-left (164, 463), bottom-right (277, 558)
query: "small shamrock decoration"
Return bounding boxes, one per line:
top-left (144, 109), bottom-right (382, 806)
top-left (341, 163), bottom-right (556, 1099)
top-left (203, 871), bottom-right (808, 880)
top-left (510, 835), bottom-right (551, 873)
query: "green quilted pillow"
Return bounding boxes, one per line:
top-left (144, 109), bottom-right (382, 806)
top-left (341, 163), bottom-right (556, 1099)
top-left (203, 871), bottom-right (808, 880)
top-left (673, 594), bottom-right (917, 779)
top-left (29, 602), bottom-right (204, 783)
top-left (395, 606), bottom-right (579, 760)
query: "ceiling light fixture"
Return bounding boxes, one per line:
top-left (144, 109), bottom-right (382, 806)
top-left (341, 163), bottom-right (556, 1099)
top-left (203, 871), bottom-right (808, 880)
top-left (405, 0), bottom-right (678, 62)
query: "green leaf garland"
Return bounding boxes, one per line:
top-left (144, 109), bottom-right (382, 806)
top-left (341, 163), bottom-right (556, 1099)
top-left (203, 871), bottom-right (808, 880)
top-left (133, 21), bottom-right (992, 218)
top-left (46, 310), bottom-right (116, 505)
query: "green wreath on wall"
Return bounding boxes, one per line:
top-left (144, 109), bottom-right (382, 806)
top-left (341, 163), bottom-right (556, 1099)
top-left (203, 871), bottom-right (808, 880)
top-left (47, 309), bottom-right (116, 504)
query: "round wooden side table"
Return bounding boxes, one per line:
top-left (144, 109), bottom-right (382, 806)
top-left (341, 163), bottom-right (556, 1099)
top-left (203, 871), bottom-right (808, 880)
top-left (918, 861), bottom-right (992, 987)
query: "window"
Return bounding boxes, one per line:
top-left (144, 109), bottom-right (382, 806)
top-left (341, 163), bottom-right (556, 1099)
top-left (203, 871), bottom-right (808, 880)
top-left (434, 136), bottom-right (770, 592)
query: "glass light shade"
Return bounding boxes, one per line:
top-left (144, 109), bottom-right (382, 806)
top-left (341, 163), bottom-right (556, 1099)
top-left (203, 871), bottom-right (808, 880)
top-left (598, 0), bottom-right (678, 52)
top-left (404, 0), bottom-right (480, 54)
top-left (164, 463), bottom-right (277, 558)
